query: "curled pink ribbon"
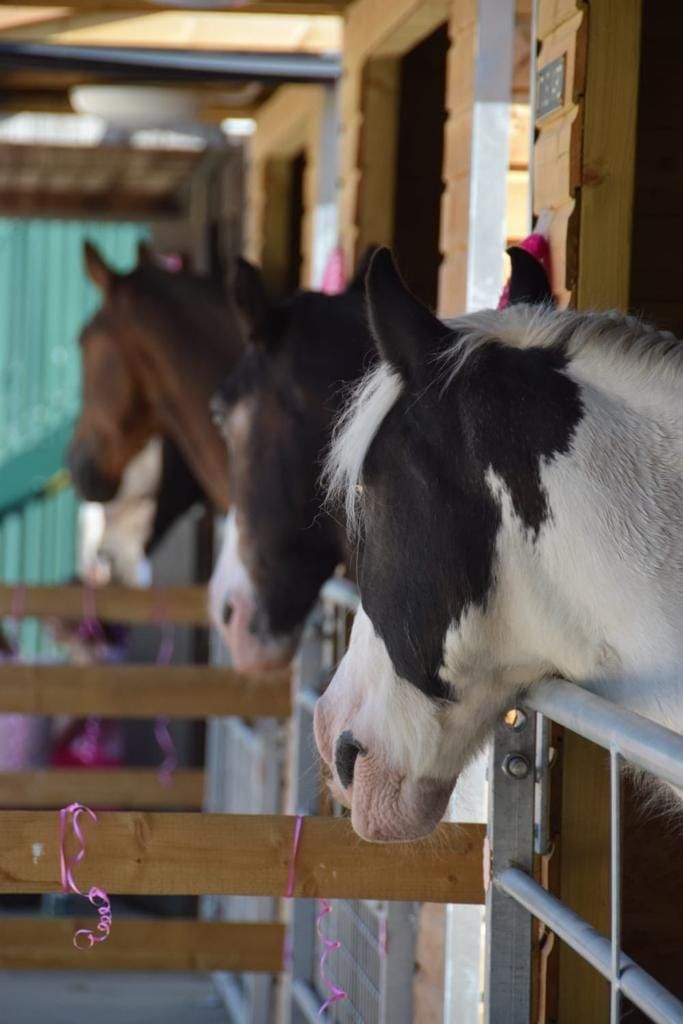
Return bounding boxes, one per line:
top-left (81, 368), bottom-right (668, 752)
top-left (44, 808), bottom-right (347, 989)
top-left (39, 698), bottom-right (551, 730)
top-left (59, 803), bottom-right (112, 949)
top-left (153, 610), bottom-right (177, 787)
top-left (316, 900), bottom-right (347, 1015)
top-left (283, 815), bottom-right (348, 1016)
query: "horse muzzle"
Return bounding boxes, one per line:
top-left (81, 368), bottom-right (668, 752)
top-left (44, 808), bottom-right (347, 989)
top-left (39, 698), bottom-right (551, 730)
top-left (67, 437), bottom-right (120, 503)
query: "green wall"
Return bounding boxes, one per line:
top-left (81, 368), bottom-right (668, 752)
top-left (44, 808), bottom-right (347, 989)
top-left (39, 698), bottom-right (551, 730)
top-left (0, 218), bottom-right (149, 656)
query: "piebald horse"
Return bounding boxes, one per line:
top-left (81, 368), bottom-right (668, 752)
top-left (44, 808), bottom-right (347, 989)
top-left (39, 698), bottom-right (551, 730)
top-left (68, 242), bottom-right (243, 513)
top-left (318, 247), bottom-right (683, 842)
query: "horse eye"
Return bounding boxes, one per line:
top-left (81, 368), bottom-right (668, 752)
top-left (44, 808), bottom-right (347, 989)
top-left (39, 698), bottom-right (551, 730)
top-left (355, 484), bottom-right (364, 496)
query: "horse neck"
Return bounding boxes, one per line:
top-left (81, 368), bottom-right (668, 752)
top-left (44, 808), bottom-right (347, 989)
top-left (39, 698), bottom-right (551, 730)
top-left (125, 296), bottom-right (241, 512)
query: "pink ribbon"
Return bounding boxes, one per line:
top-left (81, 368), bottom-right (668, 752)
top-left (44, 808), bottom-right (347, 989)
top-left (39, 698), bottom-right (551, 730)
top-left (59, 803), bottom-right (112, 949)
top-left (284, 815), bottom-right (348, 1017)
top-left (153, 604), bottom-right (177, 787)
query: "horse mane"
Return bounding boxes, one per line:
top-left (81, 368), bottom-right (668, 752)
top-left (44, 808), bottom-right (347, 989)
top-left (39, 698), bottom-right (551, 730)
top-left (438, 304), bottom-right (683, 388)
top-left (326, 304), bottom-right (683, 534)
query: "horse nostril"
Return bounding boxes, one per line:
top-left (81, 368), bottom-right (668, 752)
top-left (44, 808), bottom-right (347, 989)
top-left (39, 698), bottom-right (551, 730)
top-left (335, 731), bottom-right (367, 790)
top-left (222, 603), bottom-right (233, 626)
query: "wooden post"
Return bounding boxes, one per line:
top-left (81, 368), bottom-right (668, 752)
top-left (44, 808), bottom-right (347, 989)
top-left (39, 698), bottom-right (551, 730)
top-left (0, 664), bottom-right (292, 718)
top-left (0, 919), bottom-right (285, 973)
top-left (534, 1), bottom-right (643, 1019)
top-left (0, 769), bottom-right (205, 810)
top-left (0, 812), bottom-right (486, 903)
top-left (0, 584), bottom-right (208, 625)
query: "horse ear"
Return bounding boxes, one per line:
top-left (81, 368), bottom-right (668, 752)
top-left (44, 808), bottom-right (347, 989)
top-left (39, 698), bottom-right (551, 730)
top-left (233, 257), bottom-right (271, 341)
top-left (366, 248), bottom-right (446, 379)
top-left (83, 241), bottom-right (114, 292)
top-left (137, 241), bottom-right (155, 267)
top-left (506, 246), bottom-right (553, 306)
top-left (347, 245), bottom-right (379, 292)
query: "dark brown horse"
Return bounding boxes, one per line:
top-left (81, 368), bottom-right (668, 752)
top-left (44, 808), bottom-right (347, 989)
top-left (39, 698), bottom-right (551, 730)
top-left (208, 255), bottom-right (375, 670)
top-left (68, 242), bottom-right (244, 512)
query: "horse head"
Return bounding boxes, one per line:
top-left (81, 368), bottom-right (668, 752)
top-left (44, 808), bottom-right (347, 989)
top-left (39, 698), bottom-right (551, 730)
top-left (209, 254), bottom-right (375, 672)
top-left (68, 242), bottom-right (161, 502)
top-left (315, 247), bottom-right (590, 842)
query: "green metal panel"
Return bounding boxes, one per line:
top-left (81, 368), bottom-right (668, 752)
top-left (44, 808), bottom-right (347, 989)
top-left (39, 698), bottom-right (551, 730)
top-left (0, 218), bottom-right (149, 656)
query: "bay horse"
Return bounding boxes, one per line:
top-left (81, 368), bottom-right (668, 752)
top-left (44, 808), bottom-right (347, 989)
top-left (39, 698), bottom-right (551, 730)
top-left (209, 255), bottom-right (375, 671)
top-left (318, 247), bottom-right (683, 841)
top-left (67, 242), bottom-right (243, 513)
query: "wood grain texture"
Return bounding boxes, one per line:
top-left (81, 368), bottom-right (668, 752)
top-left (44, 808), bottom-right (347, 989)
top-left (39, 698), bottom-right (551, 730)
top-left (0, 812), bottom-right (486, 903)
top-left (0, 585), bottom-right (208, 625)
top-left (0, 919), bottom-right (285, 972)
top-left (0, 665), bottom-right (291, 719)
top-left (576, 0), bottom-right (642, 311)
top-left (0, 769), bottom-right (205, 810)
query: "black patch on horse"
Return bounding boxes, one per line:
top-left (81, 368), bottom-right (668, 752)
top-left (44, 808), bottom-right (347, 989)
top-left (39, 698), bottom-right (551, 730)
top-left (358, 342), bottom-right (583, 701)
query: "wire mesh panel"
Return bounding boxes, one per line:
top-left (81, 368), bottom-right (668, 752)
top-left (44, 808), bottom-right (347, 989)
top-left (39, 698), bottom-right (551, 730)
top-left (205, 612), bottom-right (285, 1024)
top-left (287, 579), bottom-right (418, 1024)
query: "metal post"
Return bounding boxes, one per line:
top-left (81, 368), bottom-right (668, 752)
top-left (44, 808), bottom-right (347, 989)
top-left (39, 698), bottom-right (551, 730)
top-left (484, 711), bottom-right (536, 1024)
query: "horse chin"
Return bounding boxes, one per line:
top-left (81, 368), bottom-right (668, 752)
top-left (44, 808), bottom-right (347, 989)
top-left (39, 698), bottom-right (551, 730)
top-left (349, 755), bottom-right (455, 843)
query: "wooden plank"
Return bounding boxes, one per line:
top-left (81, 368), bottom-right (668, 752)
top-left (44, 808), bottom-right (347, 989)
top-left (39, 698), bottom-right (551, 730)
top-left (557, 733), bottom-right (611, 1022)
top-left (0, 584), bottom-right (208, 625)
top-left (0, 812), bottom-right (486, 904)
top-left (0, 665), bottom-right (291, 719)
top-left (2, 1), bottom-right (350, 11)
top-left (576, 0), bottom-right (642, 311)
top-left (0, 769), bottom-right (205, 810)
top-left (0, 918), bottom-right (285, 973)
top-left (6, 11), bottom-right (342, 54)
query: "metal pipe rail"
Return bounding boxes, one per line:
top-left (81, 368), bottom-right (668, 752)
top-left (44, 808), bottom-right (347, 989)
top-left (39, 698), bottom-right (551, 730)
top-left (526, 678), bottom-right (683, 789)
top-left (496, 868), bottom-right (683, 1024)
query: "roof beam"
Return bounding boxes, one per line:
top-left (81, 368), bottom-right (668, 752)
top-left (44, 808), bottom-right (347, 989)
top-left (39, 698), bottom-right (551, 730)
top-left (0, 42), bottom-right (341, 82)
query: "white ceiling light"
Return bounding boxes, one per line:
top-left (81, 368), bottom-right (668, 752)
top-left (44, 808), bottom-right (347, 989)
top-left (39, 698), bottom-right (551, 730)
top-left (70, 86), bottom-right (199, 130)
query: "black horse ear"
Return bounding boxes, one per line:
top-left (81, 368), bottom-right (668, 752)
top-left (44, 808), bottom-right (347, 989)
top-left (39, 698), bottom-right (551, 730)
top-left (233, 258), bottom-right (272, 342)
top-left (506, 246), bottom-right (553, 306)
top-left (366, 248), bottom-right (447, 379)
top-left (347, 245), bottom-right (379, 292)
top-left (83, 241), bottom-right (114, 292)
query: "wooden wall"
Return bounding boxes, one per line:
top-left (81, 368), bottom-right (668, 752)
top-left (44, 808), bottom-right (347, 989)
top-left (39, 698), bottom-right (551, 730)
top-left (245, 84), bottom-right (327, 290)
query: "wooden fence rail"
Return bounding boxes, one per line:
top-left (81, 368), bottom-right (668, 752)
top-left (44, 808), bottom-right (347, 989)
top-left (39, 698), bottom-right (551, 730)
top-left (0, 769), bottom-right (205, 809)
top-left (1, 812), bottom-right (486, 904)
top-left (0, 664), bottom-right (291, 718)
top-left (0, 585), bottom-right (208, 626)
top-left (0, 919), bottom-right (285, 973)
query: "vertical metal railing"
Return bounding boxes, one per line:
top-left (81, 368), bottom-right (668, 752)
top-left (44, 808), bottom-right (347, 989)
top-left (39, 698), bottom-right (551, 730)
top-left (486, 679), bottom-right (683, 1024)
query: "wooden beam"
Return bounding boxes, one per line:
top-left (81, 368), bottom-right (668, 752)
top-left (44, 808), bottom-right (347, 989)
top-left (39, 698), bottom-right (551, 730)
top-left (0, 1), bottom-right (349, 10)
top-left (0, 769), bottom-right (205, 809)
top-left (0, 191), bottom-right (182, 219)
top-left (0, 664), bottom-right (292, 719)
top-left (0, 584), bottom-right (208, 625)
top-left (5, 11), bottom-right (342, 54)
top-left (576, 0), bottom-right (642, 311)
top-left (0, 918), bottom-right (285, 973)
top-left (0, 812), bottom-right (486, 903)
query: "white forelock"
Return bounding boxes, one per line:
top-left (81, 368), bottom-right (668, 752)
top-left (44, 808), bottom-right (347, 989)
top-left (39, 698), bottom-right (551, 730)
top-left (324, 362), bottom-right (403, 534)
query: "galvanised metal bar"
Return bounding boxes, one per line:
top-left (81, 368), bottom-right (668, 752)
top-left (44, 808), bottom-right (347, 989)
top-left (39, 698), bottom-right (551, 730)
top-left (0, 43), bottom-right (341, 84)
top-left (610, 749), bottom-right (623, 1024)
top-left (484, 714), bottom-right (536, 1024)
top-left (496, 868), bottom-right (683, 1024)
top-left (525, 678), bottom-right (683, 788)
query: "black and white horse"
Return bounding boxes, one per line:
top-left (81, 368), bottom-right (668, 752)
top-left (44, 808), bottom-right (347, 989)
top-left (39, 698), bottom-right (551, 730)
top-left (317, 247), bottom-right (683, 842)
